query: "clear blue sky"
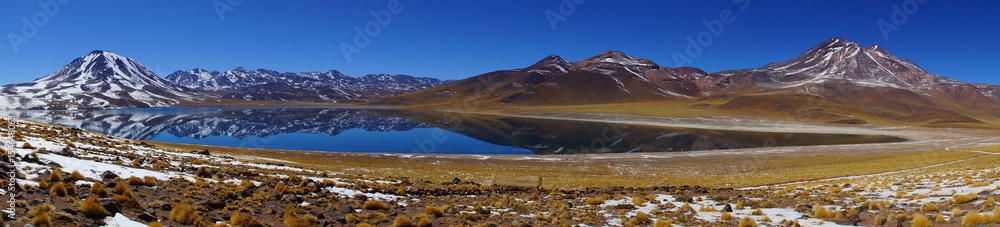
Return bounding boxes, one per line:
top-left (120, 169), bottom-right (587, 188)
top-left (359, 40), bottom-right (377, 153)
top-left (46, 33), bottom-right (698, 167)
top-left (1, 1), bottom-right (997, 85)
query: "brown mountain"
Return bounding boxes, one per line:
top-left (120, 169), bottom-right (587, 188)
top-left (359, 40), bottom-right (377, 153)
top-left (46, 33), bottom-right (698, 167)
top-left (377, 37), bottom-right (998, 125)
top-left (375, 51), bottom-right (705, 106)
top-left (701, 37), bottom-right (998, 124)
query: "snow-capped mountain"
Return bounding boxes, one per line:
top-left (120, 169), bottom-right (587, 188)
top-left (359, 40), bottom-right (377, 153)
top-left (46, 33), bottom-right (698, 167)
top-left (0, 51), bottom-right (206, 110)
top-left (166, 68), bottom-right (445, 101)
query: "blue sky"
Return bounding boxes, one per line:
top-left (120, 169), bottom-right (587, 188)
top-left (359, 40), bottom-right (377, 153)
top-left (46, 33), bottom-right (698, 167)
top-left (1, 1), bottom-right (997, 85)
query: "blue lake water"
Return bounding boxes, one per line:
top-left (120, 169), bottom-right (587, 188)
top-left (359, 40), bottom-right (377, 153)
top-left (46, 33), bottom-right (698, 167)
top-left (0, 107), bottom-right (906, 155)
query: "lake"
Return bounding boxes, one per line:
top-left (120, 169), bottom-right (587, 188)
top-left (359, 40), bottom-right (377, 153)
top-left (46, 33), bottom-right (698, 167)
top-left (0, 108), bottom-right (906, 155)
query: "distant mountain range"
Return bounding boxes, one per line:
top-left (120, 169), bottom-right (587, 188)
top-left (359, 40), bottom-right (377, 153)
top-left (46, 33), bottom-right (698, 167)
top-left (0, 51), bottom-right (444, 109)
top-left (165, 68), bottom-right (443, 102)
top-left (1, 37), bottom-right (997, 125)
top-left (378, 37), bottom-right (1000, 125)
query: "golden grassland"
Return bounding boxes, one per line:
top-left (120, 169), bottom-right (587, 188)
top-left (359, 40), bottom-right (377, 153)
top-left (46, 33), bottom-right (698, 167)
top-left (145, 141), bottom-right (984, 189)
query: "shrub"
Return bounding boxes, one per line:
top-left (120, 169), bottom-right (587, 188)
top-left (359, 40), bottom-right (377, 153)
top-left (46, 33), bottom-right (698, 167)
top-left (424, 206), bottom-right (444, 217)
top-left (953, 193), bottom-right (978, 204)
top-left (49, 169), bottom-right (62, 182)
top-left (69, 171), bottom-right (86, 181)
top-left (585, 197), bottom-right (605, 205)
top-left (232, 212), bottom-right (266, 227)
top-left (738, 217), bottom-right (758, 227)
top-left (170, 201), bottom-right (203, 225)
top-left (734, 201), bottom-right (745, 210)
top-left (698, 205), bottom-right (717, 212)
top-left (22, 142), bottom-right (34, 149)
top-left (90, 182), bottom-right (108, 197)
top-left (416, 217), bottom-right (432, 227)
top-left (49, 182), bottom-right (67, 197)
top-left (148, 222), bottom-right (163, 227)
top-left (153, 161), bottom-right (170, 169)
top-left (952, 208), bottom-right (965, 217)
top-left (112, 181), bottom-right (129, 194)
top-left (143, 176), bottom-right (157, 187)
top-left (751, 208), bottom-right (764, 215)
top-left (874, 215), bottom-right (887, 225)
top-left (32, 213), bottom-right (51, 227)
top-left (283, 207), bottom-right (320, 227)
top-left (363, 200), bottom-right (389, 210)
top-left (632, 197), bottom-right (648, 206)
top-left (633, 212), bottom-right (651, 224)
top-left (127, 176), bottom-right (144, 186)
top-left (721, 212), bottom-right (734, 221)
top-left (911, 214), bottom-right (931, 227)
top-left (961, 212), bottom-right (988, 226)
top-left (393, 216), bottom-right (414, 227)
top-left (813, 205), bottom-right (833, 218)
top-left (921, 203), bottom-right (938, 212)
top-left (81, 195), bottom-right (110, 218)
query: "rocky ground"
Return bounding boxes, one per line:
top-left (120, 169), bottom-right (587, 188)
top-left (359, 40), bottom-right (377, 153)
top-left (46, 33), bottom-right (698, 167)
top-left (0, 117), bottom-right (998, 226)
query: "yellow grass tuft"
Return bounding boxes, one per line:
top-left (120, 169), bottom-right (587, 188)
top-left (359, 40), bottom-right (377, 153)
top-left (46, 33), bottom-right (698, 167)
top-left (69, 171), bottom-right (86, 181)
top-left (721, 212), bottom-right (734, 221)
top-left (953, 193), bottom-right (978, 204)
top-left (171, 201), bottom-right (203, 225)
top-left (283, 207), bottom-right (320, 227)
top-left (80, 195), bottom-right (110, 218)
top-left (423, 206), bottom-right (444, 217)
top-left (392, 216), bottom-right (414, 227)
top-left (362, 200), bottom-right (389, 210)
top-left (911, 214), bottom-right (931, 227)
top-left (585, 197), bottom-right (605, 205)
top-left (813, 205), bottom-right (833, 219)
top-left (738, 217), bottom-right (759, 227)
top-left (48, 182), bottom-right (66, 197)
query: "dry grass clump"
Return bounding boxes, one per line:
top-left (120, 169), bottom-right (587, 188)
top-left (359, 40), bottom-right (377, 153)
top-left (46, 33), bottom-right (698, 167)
top-left (920, 203), bottom-right (939, 212)
top-left (953, 193), bottom-right (979, 204)
top-left (363, 200), bottom-right (389, 210)
top-left (720, 212), bottom-right (734, 221)
top-left (911, 214), bottom-right (931, 227)
top-left (738, 217), bottom-right (758, 227)
top-left (171, 200), bottom-right (204, 225)
top-left (48, 169), bottom-right (62, 182)
top-left (28, 203), bottom-right (55, 227)
top-left (69, 171), bottom-right (86, 181)
top-left (392, 216), bottom-right (414, 227)
top-left (90, 182), bottom-right (108, 197)
top-left (423, 206), bottom-right (445, 217)
top-left (80, 195), bottom-right (110, 218)
top-left (813, 205), bottom-right (834, 219)
top-left (48, 182), bottom-right (67, 197)
top-left (585, 197), bottom-right (605, 205)
top-left (231, 212), bottom-right (266, 227)
top-left (283, 207), bottom-right (320, 227)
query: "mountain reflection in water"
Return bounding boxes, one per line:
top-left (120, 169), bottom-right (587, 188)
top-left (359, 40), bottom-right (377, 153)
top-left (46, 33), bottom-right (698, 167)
top-left (0, 108), bottom-right (905, 155)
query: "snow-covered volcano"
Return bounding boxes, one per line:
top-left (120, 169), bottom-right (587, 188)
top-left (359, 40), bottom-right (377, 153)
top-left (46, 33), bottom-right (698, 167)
top-left (0, 50), bottom-right (207, 109)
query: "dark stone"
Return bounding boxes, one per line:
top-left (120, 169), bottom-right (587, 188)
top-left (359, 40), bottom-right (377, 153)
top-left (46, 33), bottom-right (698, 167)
top-left (722, 204), bottom-right (734, 212)
top-left (100, 171), bottom-right (118, 181)
top-left (98, 198), bottom-right (121, 214)
top-left (452, 177), bottom-right (462, 184)
top-left (160, 203), bottom-right (172, 211)
top-left (195, 168), bottom-right (214, 178)
top-left (193, 149), bottom-right (210, 155)
top-left (978, 190), bottom-right (992, 196)
top-left (836, 214), bottom-right (863, 226)
top-left (137, 212), bottom-right (158, 222)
